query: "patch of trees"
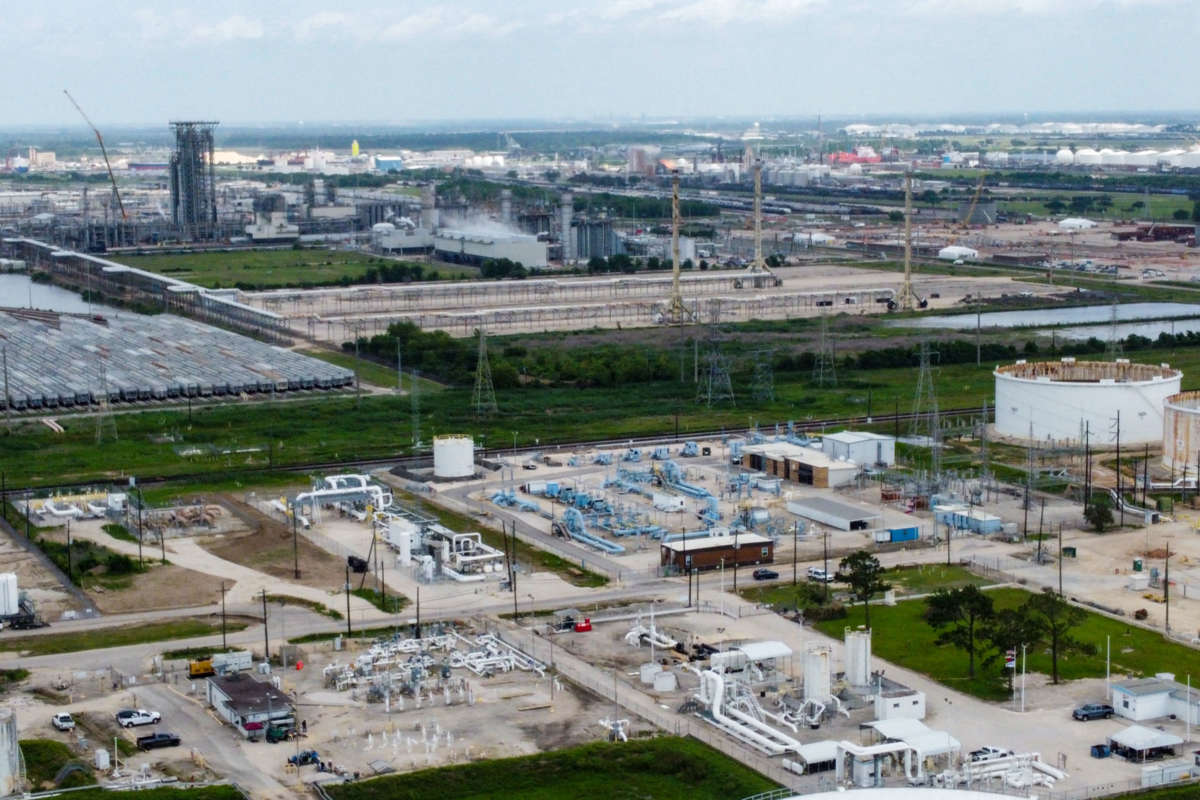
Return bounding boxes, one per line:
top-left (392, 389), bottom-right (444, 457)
top-left (576, 192), bottom-right (719, 219)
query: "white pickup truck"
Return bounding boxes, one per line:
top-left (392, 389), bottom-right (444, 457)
top-left (115, 709), bottom-right (160, 728)
top-left (51, 712), bottom-right (75, 731)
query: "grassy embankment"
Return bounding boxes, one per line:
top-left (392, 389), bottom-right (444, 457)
top-left (0, 619), bottom-right (246, 657)
top-left (324, 737), bottom-right (776, 800)
top-left (739, 564), bottom-right (990, 609)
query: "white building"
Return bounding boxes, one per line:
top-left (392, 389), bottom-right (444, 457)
top-left (821, 431), bottom-right (895, 467)
top-left (1059, 217), bottom-right (1097, 231)
top-left (206, 673), bottom-right (294, 738)
top-left (994, 359), bottom-right (1181, 445)
top-left (1112, 676), bottom-right (1200, 724)
top-left (937, 245), bottom-right (978, 261)
top-left (434, 230), bottom-right (549, 269)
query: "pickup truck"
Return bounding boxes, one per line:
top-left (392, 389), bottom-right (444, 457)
top-left (136, 732), bottom-right (181, 751)
top-left (51, 712), bottom-right (75, 731)
top-left (116, 709), bottom-right (161, 728)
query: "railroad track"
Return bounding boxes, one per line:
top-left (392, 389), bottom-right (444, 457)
top-left (4, 406), bottom-right (989, 495)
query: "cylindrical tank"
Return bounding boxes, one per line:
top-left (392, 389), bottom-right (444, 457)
top-left (995, 359), bottom-right (1181, 445)
top-left (639, 663), bottom-right (662, 684)
top-left (0, 707), bottom-right (18, 796)
top-left (433, 435), bottom-right (475, 479)
top-left (653, 671), bottom-right (677, 691)
top-left (803, 646), bottom-right (831, 702)
top-left (1162, 391), bottom-right (1200, 475)
top-left (844, 627), bottom-right (872, 686)
top-left (0, 574), bottom-right (17, 617)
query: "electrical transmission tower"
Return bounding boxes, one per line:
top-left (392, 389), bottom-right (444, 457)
top-left (1105, 300), bottom-right (1123, 359)
top-left (750, 348), bottom-right (775, 404)
top-left (95, 363), bottom-right (117, 444)
top-left (910, 340), bottom-right (941, 477)
top-left (697, 337), bottom-right (736, 408)
top-left (813, 313), bottom-right (837, 387)
top-left (472, 328), bottom-right (498, 418)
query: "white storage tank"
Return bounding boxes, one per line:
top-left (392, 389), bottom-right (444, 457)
top-left (433, 435), bottom-right (475, 479)
top-left (844, 627), bottom-right (872, 687)
top-left (995, 359), bottom-right (1181, 445)
top-left (0, 707), bottom-right (17, 796)
top-left (803, 645), bottom-right (831, 702)
top-left (1162, 391), bottom-right (1200, 475)
top-left (0, 574), bottom-right (17, 617)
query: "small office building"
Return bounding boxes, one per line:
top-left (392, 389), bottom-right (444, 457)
top-left (821, 431), bottom-right (896, 467)
top-left (660, 532), bottom-right (773, 572)
top-left (207, 673), bottom-right (295, 738)
top-left (742, 442), bottom-right (860, 489)
top-left (1112, 676), bottom-right (1200, 724)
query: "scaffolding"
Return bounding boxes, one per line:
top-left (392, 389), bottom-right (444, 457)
top-left (169, 121), bottom-right (218, 240)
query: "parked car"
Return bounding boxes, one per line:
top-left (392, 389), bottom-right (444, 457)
top-left (968, 746), bottom-right (1014, 763)
top-left (136, 732), bottom-right (180, 751)
top-left (51, 712), bottom-right (75, 731)
top-left (752, 568), bottom-right (779, 581)
top-left (1073, 703), bottom-right (1115, 721)
top-left (116, 709), bottom-right (161, 728)
top-left (289, 750), bottom-right (320, 766)
top-left (806, 567), bottom-right (835, 583)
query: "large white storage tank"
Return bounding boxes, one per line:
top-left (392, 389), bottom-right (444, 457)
top-left (995, 359), bottom-right (1181, 445)
top-left (0, 574), bottom-right (17, 617)
top-left (1162, 391), bottom-right (1200, 475)
top-left (0, 707), bottom-right (18, 796)
top-left (844, 627), bottom-right (872, 686)
top-left (433, 435), bottom-right (475, 479)
top-left (1055, 148), bottom-right (1075, 165)
top-left (803, 645), bottom-right (832, 701)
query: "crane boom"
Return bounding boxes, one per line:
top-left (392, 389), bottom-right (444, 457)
top-left (63, 89), bottom-right (126, 220)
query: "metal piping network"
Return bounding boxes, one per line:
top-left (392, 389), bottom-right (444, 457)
top-left (693, 669), bottom-right (804, 756)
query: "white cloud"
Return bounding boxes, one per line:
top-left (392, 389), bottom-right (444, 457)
top-left (293, 6), bottom-right (519, 42)
top-left (657, 0), bottom-right (827, 24)
top-left (899, 0), bottom-right (1184, 15)
top-left (194, 14), bottom-right (264, 42)
top-left (295, 11), bottom-right (350, 40)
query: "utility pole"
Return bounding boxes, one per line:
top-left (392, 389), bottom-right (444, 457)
top-left (732, 529), bottom-right (739, 593)
top-left (792, 522), bottom-right (798, 585)
top-left (1114, 410), bottom-right (1124, 528)
top-left (261, 588), bottom-right (269, 661)
top-left (1057, 523), bottom-right (1064, 597)
top-left (220, 581), bottom-right (227, 650)
top-left (291, 503), bottom-right (300, 579)
top-left (1165, 541), bottom-right (1172, 634)
top-left (344, 563), bottom-right (352, 637)
top-left (823, 526), bottom-right (830, 603)
top-left (2, 346), bottom-right (9, 427)
top-left (66, 521), bottom-right (72, 583)
top-left (131, 478), bottom-right (143, 569)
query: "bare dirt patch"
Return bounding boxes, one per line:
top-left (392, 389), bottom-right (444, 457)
top-left (88, 564), bottom-right (224, 614)
top-left (200, 530), bottom-right (346, 592)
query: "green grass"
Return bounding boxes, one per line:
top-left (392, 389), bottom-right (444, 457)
top-left (160, 646), bottom-right (243, 660)
top-left (1115, 785), bottom-right (1200, 800)
top-left (740, 565), bottom-right (990, 610)
top-left (112, 248), bottom-right (386, 290)
top-left (996, 190), bottom-right (1193, 221)
top-left (19, 739), bottom-right (95, 789)
top-left (0, 619), bottom-right (247, 656)
top-left (814, 587), bottom-right (1200, 701)
top-left (102, 522), bottom-right (138, 543)
top-left (0, 667), bottom-right (30, 693)
top-left (300, 348), bottom-right (448, 392)
top-left (290, 625), bottom-right (402, 644)
top-left (324, 737), bottom-right (776, 800)
top-left (266, 594), bottom-right (343, 620)
top-left (351, 587), bottom-right (408, 614)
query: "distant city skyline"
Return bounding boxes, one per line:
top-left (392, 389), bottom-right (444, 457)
top-left (6, 0), bottom-right (1198, 127)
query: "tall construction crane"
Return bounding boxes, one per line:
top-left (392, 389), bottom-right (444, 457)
top-left (63, 89), bottom-right (126, 220)
top-left (947, 173), bottom-right (986, 246)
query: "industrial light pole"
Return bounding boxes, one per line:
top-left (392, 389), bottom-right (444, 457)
top-left (344, 563), bottom-right (352, 638)
top-left (220, 581), bottom-right (227, 650)
top-left (291, 502), bottom-right (300, 579)
top-left (261, 588), bottom-right (269, 661)
top-left (130, 477), bottom-right (143, 569)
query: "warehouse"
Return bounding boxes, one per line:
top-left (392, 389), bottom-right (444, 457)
top-left (786, 497), bottom-right (880, 531)
top-left (0, 308), bottom-right (353, 410)
top-left (741, 442), bottom-right (861, 488)
top-left (434, 229), bottom-right (549, 269)
top-left (995, 358), bottom-right (1181, 445)
top-left (821, 431), bottom-right (895, 467)
top-left (659, 532), bottom-right (773, 572)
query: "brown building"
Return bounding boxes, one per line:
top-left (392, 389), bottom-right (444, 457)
top-left (660, 532), bottom-right (773, 572)
top-left (741, 442), bottom-right (859, 489)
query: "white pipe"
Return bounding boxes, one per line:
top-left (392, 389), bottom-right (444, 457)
top-left (439, 565), bottom-right (486, 583)
top-left (703, 672), bottom-right (788, 756)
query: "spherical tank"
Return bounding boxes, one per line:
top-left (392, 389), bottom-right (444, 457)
top-left (994, 359), bottom-right (1181, 445)
top-left (433, 435), bottom-right (475, 479)
top-left (1162, 392), bottom-right (1200, 474)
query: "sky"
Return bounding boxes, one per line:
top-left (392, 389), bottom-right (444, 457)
top-left (5, 0), bottom-right (1199, 127)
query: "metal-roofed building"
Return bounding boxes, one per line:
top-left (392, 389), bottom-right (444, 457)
top-left (786, 496), bottom-right (881, 531)
top-left (659, 532), bottom-right (772, 572)
top-left (742, 441), bottom-right (861, 488)
top-left (206, 673), bottom-right (295, 738)
top-left (1113, 675), bottom-right (1200, 723)
top-left (821, 431), bottom-right (895, 467)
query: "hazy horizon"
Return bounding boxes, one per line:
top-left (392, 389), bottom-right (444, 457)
top-left (5, 0), bottom-right (1199, 127)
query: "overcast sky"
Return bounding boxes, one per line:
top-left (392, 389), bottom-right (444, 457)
top-left (6, 0), bottom-right (1198, 127)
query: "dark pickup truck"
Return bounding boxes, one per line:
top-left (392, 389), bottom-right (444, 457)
top-left (136, 732), bottom-right (181, 751)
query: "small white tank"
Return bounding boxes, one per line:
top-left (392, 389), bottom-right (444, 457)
top-left (94, 748), bottom-right (110, 770)
top-left (844, 627), bottom-right (872, 686)
top-left (0, 707), bottom-right (18, 796)
top-left (0, 574), bottom-right (16, 617)
top-left (653, 671), bottom-right (677, 692)
top-left (639, 663), bottom-right (662, 685)
top-left (803, 645), bottom-right (831, 702)
top-left (433, 435), bottom-right (475, 479)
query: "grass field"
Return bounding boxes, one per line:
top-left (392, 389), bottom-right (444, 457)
top-left (299, 348), bottom-right (447, 392)
top-left (324, 737), bottom-right (776, 800)
top-left (110, 248), bottom-right (476, 290)
top-left (7, 334), bottom-right (1200, 490)
top-left (20, 738), bottom-right (95, 789)
top-left (814, 587), bottom-right (1200, 701)
top-left (58, 787), bottom-right (242, 800)
top-left (740, 565), bottom-right (989, 609)
top-left (0, 618), bottom-right (246, 656)
top-left (996, 191), bottom-right (1194, 221)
